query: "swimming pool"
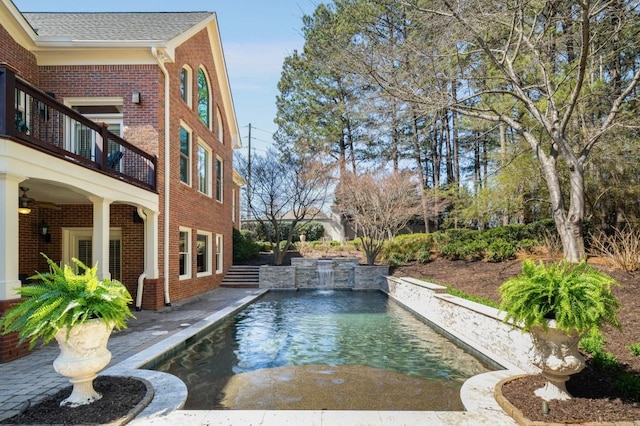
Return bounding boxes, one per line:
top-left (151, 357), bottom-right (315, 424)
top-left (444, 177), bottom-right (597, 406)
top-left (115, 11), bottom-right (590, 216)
top-left (153, 290), bottom-right (494, 410)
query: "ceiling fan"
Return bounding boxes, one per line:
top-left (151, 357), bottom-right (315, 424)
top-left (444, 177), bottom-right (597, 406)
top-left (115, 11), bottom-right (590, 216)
top-left (18, 187), bottom-right (34, 214)
top-left (18, 186), bottom-right (61, 214)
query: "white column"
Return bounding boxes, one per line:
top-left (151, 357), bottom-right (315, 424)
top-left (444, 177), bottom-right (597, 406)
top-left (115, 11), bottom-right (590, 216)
top-left (0, 174), bottom-right (23, 300)
top-left (139, 208), bottom-right (159, 279)
top-left (89, 196), bottom-right (112, 280)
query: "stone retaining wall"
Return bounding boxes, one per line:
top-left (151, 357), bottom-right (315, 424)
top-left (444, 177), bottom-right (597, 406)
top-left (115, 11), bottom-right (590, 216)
top-left (259, 259), bottom-right (389, 290)
top-left (384, 276), bottom-right (537, 373)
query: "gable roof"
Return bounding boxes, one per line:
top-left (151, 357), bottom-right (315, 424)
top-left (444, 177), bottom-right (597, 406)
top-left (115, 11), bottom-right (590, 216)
top-left (22, 12), bottom-right (213, 42)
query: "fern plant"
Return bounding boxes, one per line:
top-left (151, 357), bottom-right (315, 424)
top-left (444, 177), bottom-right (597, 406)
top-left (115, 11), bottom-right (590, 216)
top-left (0, 255), bottom-right (134, 349)
top-left (499, 259), bottom-right (621, 334)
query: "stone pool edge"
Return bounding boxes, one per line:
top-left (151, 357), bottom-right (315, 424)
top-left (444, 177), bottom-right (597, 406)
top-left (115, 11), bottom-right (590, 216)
top-left (106, 283), bottom-right (522, 425)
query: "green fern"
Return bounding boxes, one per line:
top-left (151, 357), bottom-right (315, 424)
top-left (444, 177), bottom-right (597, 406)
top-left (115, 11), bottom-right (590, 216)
top-left (499, 259), bottom-right (621, 333)
top-left (0, 255), bottom-right (135, 349)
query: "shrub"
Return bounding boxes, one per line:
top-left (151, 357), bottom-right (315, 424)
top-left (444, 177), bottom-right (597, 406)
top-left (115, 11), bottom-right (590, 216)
top-left (440, 239), bottom-right (486, 261)
top-left (381, 233), bottom-right (434, 264)
top-left (415, 250), bottom-right (431, 264)
top-left (592, 351), bottom-right (619, 372)
top-left (300, 222), bottom-right (325, 241)
top-left (232, 228), bottom-right (261, 261)
top-left (589, 227), bottom-right (640, 272)
top-left (615, 373), bottom-right (640, 399)
top-left (484, 238), bottom-right (516, 262)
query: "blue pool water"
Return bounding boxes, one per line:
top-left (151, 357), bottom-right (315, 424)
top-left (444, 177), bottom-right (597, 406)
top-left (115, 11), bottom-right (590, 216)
top-left (153, 290), bottom-right (493, 410)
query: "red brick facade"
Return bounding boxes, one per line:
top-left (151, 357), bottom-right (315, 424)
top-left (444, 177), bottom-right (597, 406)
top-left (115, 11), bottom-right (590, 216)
top-left (1, 10), bottom-right (239, 361)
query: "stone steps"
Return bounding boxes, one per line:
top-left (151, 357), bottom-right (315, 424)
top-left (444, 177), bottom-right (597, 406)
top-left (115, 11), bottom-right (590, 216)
top-left (220, 265), bottom-right (260, 288)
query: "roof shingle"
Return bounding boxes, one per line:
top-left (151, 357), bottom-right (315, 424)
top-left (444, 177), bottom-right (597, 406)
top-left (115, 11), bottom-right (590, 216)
top-left (23, 12), bottom-right (213, 41)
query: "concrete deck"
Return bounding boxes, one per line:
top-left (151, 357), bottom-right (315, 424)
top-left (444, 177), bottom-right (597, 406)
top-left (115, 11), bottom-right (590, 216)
top-left (0, 287), bottom-right (516, 425)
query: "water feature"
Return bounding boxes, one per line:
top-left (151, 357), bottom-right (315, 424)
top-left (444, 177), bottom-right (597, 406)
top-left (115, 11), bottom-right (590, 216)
top-left (317, 259), bottom-right (334, 287)
top-left (152, 290), bottom-right (494, 410)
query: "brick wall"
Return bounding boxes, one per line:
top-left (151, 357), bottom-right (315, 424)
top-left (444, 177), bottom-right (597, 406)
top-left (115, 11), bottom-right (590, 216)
top-left (18, 204), bottom-right (144, 299)
top-left (0, 23), bottom-right (38, 84)
top-left (159, 27), bottom-right (236, 302)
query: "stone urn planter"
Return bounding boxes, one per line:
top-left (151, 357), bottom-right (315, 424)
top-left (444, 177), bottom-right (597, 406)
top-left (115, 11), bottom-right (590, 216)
top-left (53, 319), bottom-right (115, 407)
top-left (529, 323), bottom-right (585, 401)
top-left (499, 260), bottom-right (621, 401)
top-left (0, 255), bottom-right (134, 408)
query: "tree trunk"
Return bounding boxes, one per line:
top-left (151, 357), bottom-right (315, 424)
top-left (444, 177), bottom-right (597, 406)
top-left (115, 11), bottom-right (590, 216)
top-left (537, 144), bottom-right (586, 262)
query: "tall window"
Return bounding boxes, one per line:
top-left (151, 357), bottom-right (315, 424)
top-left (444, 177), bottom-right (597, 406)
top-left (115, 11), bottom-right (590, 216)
top-left (179, 125), bottom-right (191, 185)
top-left (197, 67), bottom-right (210, 128)
top-left (215, 234), bottom-right (223, 274)
top-left (215, 107), bottom-right (223, 142)
top-left (196, 232), bottom-right (212, 276)
top-left (215, 156), bottom-right (223, 202)
top-left (197, 141), bottom-right (211, 195)
top-left (232, 188), bottom-right (236, 224)
top-left (179, 228), bottom-right (191, 279)
top-left (180, 66), bottom-right (192, 106)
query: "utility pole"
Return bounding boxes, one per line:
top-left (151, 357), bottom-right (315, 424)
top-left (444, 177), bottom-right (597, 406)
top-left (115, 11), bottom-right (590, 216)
top-left (246, 123), bottom-right (252, 220)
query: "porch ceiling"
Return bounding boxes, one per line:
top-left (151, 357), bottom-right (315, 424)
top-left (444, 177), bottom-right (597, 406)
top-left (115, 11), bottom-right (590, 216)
top-left (21, 179), bottom-right (92, 205)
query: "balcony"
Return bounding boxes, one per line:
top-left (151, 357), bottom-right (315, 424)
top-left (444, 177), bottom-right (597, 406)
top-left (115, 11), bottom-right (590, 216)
top-left (0, 66), bottom-right (156, 192)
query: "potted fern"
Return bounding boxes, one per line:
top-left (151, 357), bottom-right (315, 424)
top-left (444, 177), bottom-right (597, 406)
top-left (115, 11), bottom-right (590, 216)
top-left (0, 255), bottom-right (135, 407)
top-left (499, 259), bottom-right (620, 401)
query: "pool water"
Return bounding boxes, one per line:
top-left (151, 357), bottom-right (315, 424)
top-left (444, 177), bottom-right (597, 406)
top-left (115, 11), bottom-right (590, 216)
top-left (153, 290), bottom-right (493, 410)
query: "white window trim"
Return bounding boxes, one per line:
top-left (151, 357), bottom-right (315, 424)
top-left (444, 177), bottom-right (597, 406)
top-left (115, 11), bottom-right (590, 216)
top-left (180, 65), bottom-right (193, 108)
top-left (215, 107), bottom-right (223, 143)
top-left (197, 66), bottom-right (212, 131)
top-left (61, 227), bottom-right (122, 277)
top-left (215, 156), bottom-right (224, 203)
top-left (62, 97), bottom-right (124, 160)
top-left (215, 233), bottom-right (223, 274)
top-left (179, 227), bottom-right (192, 280)
top-left (196, 231), bottom-right (213, 278)
top-left (232, 188), bottom-right (236, 223)
top-left (179, 122), bottom-right (193, 187)
top-left (197, 139), bottom-right (212, 197)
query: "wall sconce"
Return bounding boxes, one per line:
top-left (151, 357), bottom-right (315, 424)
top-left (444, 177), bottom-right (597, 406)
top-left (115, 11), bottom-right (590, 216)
top-left (40, 220), bottom-right (51, 243)
top-left (132, 91), bottom-right (141, 104)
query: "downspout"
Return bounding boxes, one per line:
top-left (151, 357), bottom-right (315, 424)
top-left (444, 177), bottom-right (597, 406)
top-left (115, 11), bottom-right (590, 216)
top-left (135, 208), bottom-right (147, 311)
top-left (153, 47), bottom-right (172, 306)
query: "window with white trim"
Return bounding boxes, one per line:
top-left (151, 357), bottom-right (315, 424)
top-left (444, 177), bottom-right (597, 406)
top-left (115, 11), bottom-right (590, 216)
top-left (180, 65), bottom-right (192, 107)
top-left (197, 140), bottom-right (212, 196)
top-left (179, 228), bottom-right (191, 279)
top-left (215, 107), bottom-right (223, 142)
top-left (179, 125), bottom-right (192, 185)
top-left (197, 66), bottom-right (211, 129)
top-left (215, 156), bottom-right (223, 203)
top-left (232, 188), bottom-right (236, 223)
top-left (196, 231), bottom-right (212, 276)
top-left (215, 234), bottom-right (223, 274)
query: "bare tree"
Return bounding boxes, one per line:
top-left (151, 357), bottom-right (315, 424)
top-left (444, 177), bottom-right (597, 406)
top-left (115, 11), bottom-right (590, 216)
top-left (335, 170), bottom-right (422, 264)
top-left (342, 0), bottom-right (640, 261)
top-left (236, 150), bottom-right (333, 265)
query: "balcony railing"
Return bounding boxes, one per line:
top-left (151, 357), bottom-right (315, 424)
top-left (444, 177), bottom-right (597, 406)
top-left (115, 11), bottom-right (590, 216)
top-left (0, 66), bottom-right (156, 192)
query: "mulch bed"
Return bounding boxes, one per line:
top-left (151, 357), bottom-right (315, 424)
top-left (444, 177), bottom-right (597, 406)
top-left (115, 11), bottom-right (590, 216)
top-left (393, 257), bottom-right (640, 423)
top-left (1, 376), bottom-right (147, 425)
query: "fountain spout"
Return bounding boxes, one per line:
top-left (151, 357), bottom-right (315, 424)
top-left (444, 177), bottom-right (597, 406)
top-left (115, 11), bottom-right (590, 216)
top-left (317, 259), bottom-right (334, 288)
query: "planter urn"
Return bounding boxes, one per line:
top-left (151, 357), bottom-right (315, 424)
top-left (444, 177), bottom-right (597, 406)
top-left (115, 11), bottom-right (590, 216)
top-left (529, 323), bottom-right (585, 401)
top-left (53, 319), bottom-right (115, 407)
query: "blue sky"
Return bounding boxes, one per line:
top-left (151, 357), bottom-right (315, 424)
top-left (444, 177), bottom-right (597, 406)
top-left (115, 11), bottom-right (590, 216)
top-left (12, 0), bottom-right (320, 155)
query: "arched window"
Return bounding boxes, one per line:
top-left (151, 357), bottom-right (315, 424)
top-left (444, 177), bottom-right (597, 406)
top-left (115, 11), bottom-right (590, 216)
top-left (197, 67), bottom-right (211, 128)
top-left (180, 65), bottom-right (192, 107)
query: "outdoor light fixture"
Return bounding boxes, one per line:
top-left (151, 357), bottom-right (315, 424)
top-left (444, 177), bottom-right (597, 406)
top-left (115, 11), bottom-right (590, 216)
top-left (132, 91), bottom-right (141, 104)
top-left (40, 220), bottom-right (51, 243)
top-left (18, 186), bottom-right (33, 215)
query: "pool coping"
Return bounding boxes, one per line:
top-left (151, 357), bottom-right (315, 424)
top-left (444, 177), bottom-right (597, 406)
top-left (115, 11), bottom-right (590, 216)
top-left (103, 289), bottom-right (516, 425)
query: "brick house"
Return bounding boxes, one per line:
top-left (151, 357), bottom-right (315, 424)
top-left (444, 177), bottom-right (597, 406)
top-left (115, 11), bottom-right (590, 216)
top-left (0, 1), bottom-right (243, 361)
